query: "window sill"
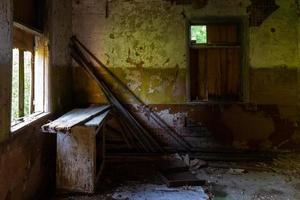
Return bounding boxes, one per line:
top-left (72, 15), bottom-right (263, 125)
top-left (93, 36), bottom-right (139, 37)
top-left (11, 112), bottom-right (51, 134)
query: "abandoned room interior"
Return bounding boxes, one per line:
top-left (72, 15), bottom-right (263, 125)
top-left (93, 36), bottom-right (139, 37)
top-left (1, 0), bottom-right (300, 199)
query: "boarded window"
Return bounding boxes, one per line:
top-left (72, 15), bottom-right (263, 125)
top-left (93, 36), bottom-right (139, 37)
top-left (189, 23), bottom-right (241, 101)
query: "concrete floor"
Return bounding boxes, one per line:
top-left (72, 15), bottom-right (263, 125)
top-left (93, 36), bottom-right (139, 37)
top-left (53, 153), bottom-right (300, 200)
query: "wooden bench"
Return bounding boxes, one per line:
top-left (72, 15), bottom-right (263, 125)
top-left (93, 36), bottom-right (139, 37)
top-left (42, 105), bottom-right (111, 193)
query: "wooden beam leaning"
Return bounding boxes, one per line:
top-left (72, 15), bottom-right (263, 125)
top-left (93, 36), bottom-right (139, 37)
top-left (71, 36), bottom-right (192, 152)
top-left (70, 41), bottom-right (164, 153)
top-left (70, 47), bottom-right (152, 153)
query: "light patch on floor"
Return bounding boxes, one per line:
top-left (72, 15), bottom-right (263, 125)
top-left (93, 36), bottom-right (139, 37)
top-left (111, 184), bottom-right (208, 200)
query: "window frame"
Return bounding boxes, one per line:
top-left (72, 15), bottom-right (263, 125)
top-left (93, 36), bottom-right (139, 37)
top-left (11, 23), bottom-right (49, 132)
top-left (186, 16), bottom-right (249, 104)
top-left (190, 25), bottom-right (208, 45)
top-left (11, 48), bottom-right (35, 126)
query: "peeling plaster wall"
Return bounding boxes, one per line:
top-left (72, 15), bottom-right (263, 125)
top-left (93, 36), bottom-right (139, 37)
top-left (125, 104), bottom-right (298, 150)
top-left (72, 0), bottom-right (300, 150)
top-left (249, 0), bottom-right (300, 106)
top-left (250, 0), bottom-right (299, 69)
top-left (73, 0), bottom-right (187, 104)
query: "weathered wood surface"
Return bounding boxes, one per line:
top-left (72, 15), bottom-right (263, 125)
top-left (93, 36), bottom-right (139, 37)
top-left (190, 24), bottom-right (240, 101)
top-left (71, 37), bottom-right (189, 153)
top-left (57, 126), bottom-right (96, 193)
top-left (42, 105), bottom-right (110, 133)
top-left (54, 106), bottom-right (111, 193)
top-left (85, 110), bottom-right (110, 128)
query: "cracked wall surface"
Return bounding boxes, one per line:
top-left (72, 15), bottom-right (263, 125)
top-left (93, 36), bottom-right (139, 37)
top-left (72, 0), bottom-right (300, 150)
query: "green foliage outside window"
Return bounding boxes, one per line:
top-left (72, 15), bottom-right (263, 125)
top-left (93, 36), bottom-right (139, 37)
top-left (191, 25), bottom-right (207, 44)
top-left (11, 49), bottom-right (19, 122)
top-left (24, 52), bottom-right (32, 117)
top-left (11, 49), bottom-right (32, 123)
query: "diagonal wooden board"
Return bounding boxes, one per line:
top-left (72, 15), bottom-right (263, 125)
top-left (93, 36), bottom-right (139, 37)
top-left (42, 105), bottom-right (111, 133)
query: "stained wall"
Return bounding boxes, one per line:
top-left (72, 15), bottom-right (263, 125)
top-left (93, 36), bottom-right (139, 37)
top-left (0, 119), bottom-right (56, 200)
top-left (72, 0), bottom-right (300, 150)
top-left (0, 0), bottom-right (73, 199)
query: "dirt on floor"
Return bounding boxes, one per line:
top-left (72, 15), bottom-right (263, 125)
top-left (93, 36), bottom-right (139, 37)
top-left (52, 153), bottom-right (300, 200)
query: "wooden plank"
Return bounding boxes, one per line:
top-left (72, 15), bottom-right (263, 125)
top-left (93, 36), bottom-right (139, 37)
top-left (220, 48), bottom-right (227, 95)
top-left (42, 105), bottom-right (110, 133)
top-left (71, 37), bottom-right (169, 153)
top-left (85, 110), bottom-right (110, 127)
top-left (207, 48), bottom-right (221, 97)
top-left (226, 25), bottom-right (238, 43)
top-left (219, 25), bottom-right (228, 43)
top-left (71, 36), bottom-right (191, 152)
top-left (207, 24), bottom-right (238, 45)
top-left (207, 25), bottom-right (220, 44)
top-left (227, 48), bottom-right (240, 97)
top-left (56, 109), bottom-right (110, 194)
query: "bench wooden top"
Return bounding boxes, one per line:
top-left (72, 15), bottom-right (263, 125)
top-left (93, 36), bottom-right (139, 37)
top-left (42, 105), bottom-right (111, 133)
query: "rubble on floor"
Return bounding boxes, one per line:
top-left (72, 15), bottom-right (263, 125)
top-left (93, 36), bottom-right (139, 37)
top-left (53, 153), bottom-right (300, 200)
top-left (158, 154), bottom-right (207, 187)
top-left (272, 153), bottom-right (300, 180)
